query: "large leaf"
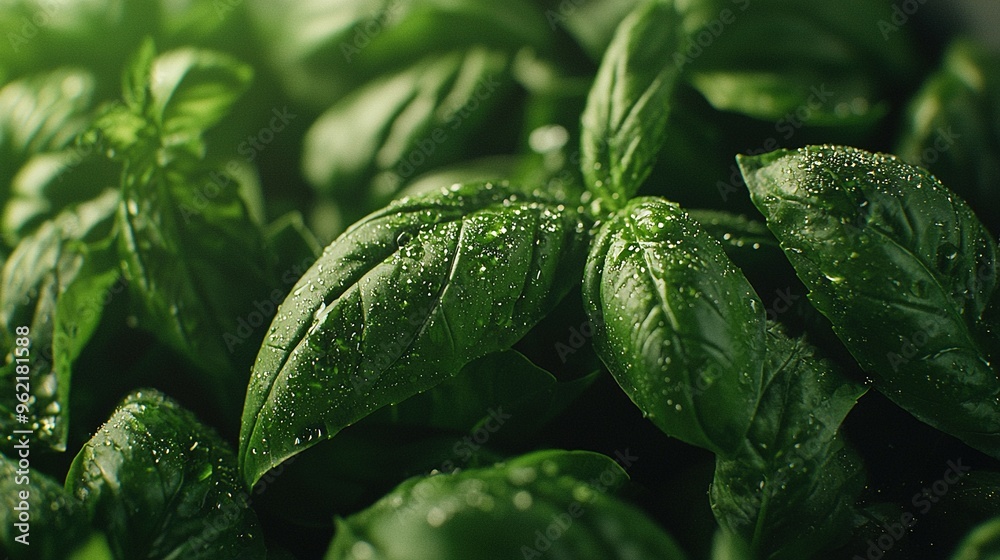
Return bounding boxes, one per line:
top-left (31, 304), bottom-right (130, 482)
top-left (0, 190), bottom-right (120, 451)
top-left (239, 182), bottom-right (590, 486)
top-left (66, 389), bottom-right (267, 559)
top-left (710, 325), bottom-right (866, 560)
top-left (324, 449), bottom-right (689, 560)
top-left (896, 39), bottom-right (1000, 233)
top-left (582, 197), bottom-right (764, 456)
top-left (247, 0), bottom-right (550, 108)
top-left (0, 452), bottom-right (92, 559)
top-left (303, 48), bottom-right (509, 199)
top-left (580, 1), bottom-right (683, 208)
top-left (740, 145), bottom-right (1000, 458)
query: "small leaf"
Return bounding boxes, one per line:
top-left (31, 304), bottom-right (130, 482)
top-left (583, 197), bottom-right (764, 456)
top-left (239, 182), bottom-right (590, 487)
top-left (0, 68), bottom-right (97, 163)
top-left (66, 389), bottom-right (267, 559)
top-left (740, 145), bottom-right (1000, 458)
top-left (580, 1), bottom-right (684, 208)
top-left (710, 325), bottom-right (866, 560)
top-left (324, 449), bottom-right (689, 560)
top-left (0, 190), bottom-right (120, 451)
top-left (148, 47), bottom-right (253, 140)
top-left (0, 453), bottom-right (90, 559)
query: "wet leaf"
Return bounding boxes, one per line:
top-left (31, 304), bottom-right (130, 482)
top-left (240, 182), bottom-right (590, 487)
top-left (67, 389), bottom-right (266, 559)
top-left (741, 145), bottom-right (1000, 458)
top-left (324, 449), bottom-right (688, 560)
top-left (583, 197), bottom-right (764, 456)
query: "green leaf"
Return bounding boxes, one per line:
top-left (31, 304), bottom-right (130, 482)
top-left (368, 349), bottom-right (597, 436)
top-left (147, 47), bottom-right (253, 142)
top-left (303, 48), bottom-right (509, 199)
top-left (580, 1), bottom-right (684, 208)
top-left (0, 452), bottom-right (90, 559)
top-left (740, 145), bottom-right (1000, 458)
top-left (896, 39), bottom-right (1000, 233)
top-left (0, 190), bottom-right (120, 451)
top-left (679, 0), bottom-right (917, 123)
top-left (952, 517), bottom-right (1000, 560)
top-left (0, 68), bottom-right (99, 201)
top-left (66, 389), bottom-right (267, 559)
top-left (246, 0), bottom-right (550, 108)
top-left (239, 182), bottom-right (590, 487)
top-left (2, 149), bottom-right (120, 245)
top-left (582, 197), bottom-right (764, 456)
top-left (117, 161), bottom-right (274, 417)
top-left (710, 325), bottom-right (866, 560)
top-left (324, 449), bottom-right (689, 560)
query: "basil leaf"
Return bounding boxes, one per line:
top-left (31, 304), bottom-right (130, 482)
top-left (583, 197), bottom-right (764, 456)
top-left (67, 389), bottom-right (266, 559)
top-left (0, 190), bottom-right (120, 451)
top-left (303, 48), bottom-right (508, 199)
top-left (146, 47), bottom-right (253, 149)
top-left (0, 453), bottom-right (91, 559)
top-left (117, 161), bottom-right (274, 417)
top-left (0, 68), bottom-right (99, 205)
top-left (952, 517), bottom-right (1000, 560)
top-left (240, 182), bottom-right (590, 487)
top-left (710, 325), bottom-right (866, 560)
top-left (2, 149), bottom-right (119, 245)
top-left (680, 0), bottom-right (917, 123)
top-left (247, 0), bottom-right (549, 108)
top-left (324, 449), bottom-right (689, 560)
top-left (896, 40), bottom-right (1000, 233)
top-left (368, 349), bottom-right (596, 436)
top-left (580, 1), bottom-right (683, 208)
top-left (740, 145), bottom-right (1000, 458)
